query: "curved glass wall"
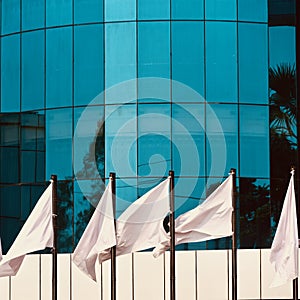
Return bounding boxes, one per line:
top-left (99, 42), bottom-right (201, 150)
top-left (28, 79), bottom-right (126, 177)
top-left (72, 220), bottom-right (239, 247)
top-left (0, 0), bottom-right (297, 252)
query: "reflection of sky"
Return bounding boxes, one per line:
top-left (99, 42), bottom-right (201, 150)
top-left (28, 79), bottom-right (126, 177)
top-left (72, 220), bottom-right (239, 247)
top-left (269, 26), bottom-right (295, 67)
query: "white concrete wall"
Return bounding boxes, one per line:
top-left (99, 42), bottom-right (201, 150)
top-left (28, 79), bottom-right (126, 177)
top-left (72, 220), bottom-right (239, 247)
top-left (0, 249), bottom-right (297, 300)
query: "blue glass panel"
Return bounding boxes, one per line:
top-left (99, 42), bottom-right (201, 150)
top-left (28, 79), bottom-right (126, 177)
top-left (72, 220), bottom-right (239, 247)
top-left (21, 127), bottom-right (36, 151)
top-left (206, 22), bottom-right (237, 102)
top-left (0, 186), bottom-right (20, 217)
top-left (46, 27), bottom-right (72, 108)
top-left (239, 23), bottom-right (268, 104)
top-left (1, 0), bottom-right (20, 34)
top-left (240, 105), bottom-right (269, 177)
top-left (1, 35), bottom-right (20, 112)
top-left (206, 104), bottom-right (238, 177)
top-left (22, 30), bottom-right (45, 111)
top-left (46, 0), bottom-right (72, 27)
top-left (205, 0), bottom-right (236, 20)
top-left (137, 104), bottom-right (171, 177)
top-left (36, 152), bottom-right (45, 182)
top-left (269, 26), bottom-right (296, 68)
top-left (105, 0), bottom-right (135, 21)
top-left (105, 22), bottom-right (136, 89)
top-left (21, 151), bottom-right (36, 182)
top-left (74, 0), bottom-right (103, 24)
top-left (172, 0), bottom-right (203, 20)
top-left (0, 147), bottom-right (19, 182)
top-left (46, 108), bottom-right (72, 179)
top-left (0, 125), bottom-right (19, 147)
top-left (172, 104), bottom-right (205, 176)
top-left (74, 25), bottom-right (104, 106)
top-left (238, 0), bottom-right (267, 22)
top-left (138, 22), bottom-right (170, 78)
top-left (73, 105), bottom-right (105, 182)
top-left (0, 218), bottom-right (21, 253)
top-left (22, 0), bottom-right (44, 30)
top-left (138, 0), bottom-right (169, 20)
top-left (172, 22), bottom-right (204, 99)
top-left (105, 104), bottom-right (137, 178)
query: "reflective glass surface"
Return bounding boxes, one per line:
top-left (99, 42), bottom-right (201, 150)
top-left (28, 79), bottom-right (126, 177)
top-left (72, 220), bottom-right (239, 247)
top-left (1, 35), bottom-right (20, 112)
top-left (172, 0), bottom-right (204, 20)
top-left (22, 0), bottom-right (44, 30)
top-left (74, 0), bottom-right (103, 24)
top-left (105, 0), bottom-right (136, 21)
top-left (46, 0), bottom-right (72, 27)
top-left (1, 0), bottom-right (20, 35)
top-left (238, 0), bottom-right (268, 22)
top-left (74, 24), bottom-right (104, 106)
top-left (206, 22), bottom-right (237, 102)
top-left (22, 30), bottom-right (45, 111)
top-left (138, 0), bottom-right (170, 20)
top-left (205, 0), bottom-right (236, 20)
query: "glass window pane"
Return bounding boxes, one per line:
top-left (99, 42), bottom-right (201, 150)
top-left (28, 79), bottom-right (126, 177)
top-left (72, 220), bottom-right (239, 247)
top-left (74, 0), bottom-right (103, 24)
top-left (206, 22), bottom-right (237, 102)
top-left (22, 30), bottom-right (45, 111)
top-left (172, 22), bottom-right (204, 99)
top-left (105, 0), bottom-right (135, 21)
top-left (1, 35), bottom-right (20, 112)
top-left (105, 22), bottom-right (136, 89)
top-left (0, 125), bottom-right (19, 147)
top-left (74, 25), bottom-right (104, 106)
top-left (240, 105), bottom-right (269, 177)
top-left (1, 0), bottom-right (20, 35)
top-left (206, 104), bottom-right (238, 177)
top-left (105, 104), bottom-right (137, 178)
top-left (0, 186), bottom-right (20, 217)
top-left (138, 104), bottom-right (171, 177)
top-left (21, 151), bottom-right (36, 182)
top-left (172, 0), bottom-right (203, 20)
top-left (172, 104), bottom-right (205, 176)
top-left (239, 23), bottom-right (268, 104)
top-left (116, 178), bottom-right (137, 217)
top-left (238, 0), bottom-right (267, 22)
top-left (138, 0), bottom-right (169, 20)
top-left (138, 22), bottom-right (170, 78)
top-left (46, 27), bottom-right (72, 108)
top-left (0, 147), bottom-right (19, 182)
top-left (46, 109), bottom-right (72, 179)
top-left (205, 0), bottom-right (236, 20)
top-left (22, 0), bottom-right (44, 30)
top-left (46, 0), bottom-right (72, 27)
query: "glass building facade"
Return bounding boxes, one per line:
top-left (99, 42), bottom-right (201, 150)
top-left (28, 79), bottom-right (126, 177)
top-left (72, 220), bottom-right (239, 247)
top-left (0, 0), bottom-right (298, 253)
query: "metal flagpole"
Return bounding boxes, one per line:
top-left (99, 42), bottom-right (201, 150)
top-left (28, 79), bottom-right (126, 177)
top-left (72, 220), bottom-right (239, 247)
top-left (51, 175), bottom-right (58, 300)
top-left (230, 169), bottom-right (237, 300)
top-left (292, 166), bottom-right (298, 300)
top-left (110, 172), bottom-right (117, 300)
top-left (169, 170), bottom-right (175, 300)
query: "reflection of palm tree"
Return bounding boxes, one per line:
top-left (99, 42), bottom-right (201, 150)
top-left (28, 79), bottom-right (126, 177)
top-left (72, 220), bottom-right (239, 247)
top-left (269, 63), bottom-right (296, 147)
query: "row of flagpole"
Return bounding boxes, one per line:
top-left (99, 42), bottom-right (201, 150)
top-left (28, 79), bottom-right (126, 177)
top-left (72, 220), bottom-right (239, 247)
top-left (0, 168), bottom-right (298, 300)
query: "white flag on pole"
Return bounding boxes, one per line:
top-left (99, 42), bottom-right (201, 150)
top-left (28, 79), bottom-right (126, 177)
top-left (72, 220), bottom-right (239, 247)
top-left (153, 174), bottom-right (233, 257)
top-left (0, 182), bottom-right (53, 277)
top-left (269, 170), bottom-right (298, 287)
top-left (73, 181), bottom-right (116, 281)
top-left (99, 178), bottom-right (170, 262)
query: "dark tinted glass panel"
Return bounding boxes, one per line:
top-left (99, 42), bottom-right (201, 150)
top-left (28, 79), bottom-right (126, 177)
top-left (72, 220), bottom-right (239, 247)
top-left (138, 22), bottom-right (170, 78)
top-left (21, 151), bottom-right (36, 182)
top-left (74, 0), bottom-right (103, 24)
top-left (105, 23), bottom-right (136, 89)
top-left (22, 30), bottom-right (45, 111)
top-left (22, 0), bottom-right (44, 30)
top-left (172, 0), bottom-right (203, 20)
top-left (46, 0), bottom-right (72, 27)
top-left (205, 0), bottom-right (236, 20)
top-left (46, 27), bottom-right (72, 108)
top-left (1, 0), bottom-right (20, 34)
top-left (0, 186), bottom-right (20, 217)
top-left (74, 25), bottom-right (104, 106)
top-left (46, 109), bottom-right (72, 179)
top-left (172, 22), bottom-right (204, 99)
top-left (238, 23), bottom-right (268, 104)
top-left (138, 0), bottom-right (169, 20)
top-left (240, 105), bottom-right (269, 177)
top-left (0, 125), bottom-right (19, 147)
top-left (206, 22), bottom-right (237, 102)
top-left (0, 147), bottom-right (19, 183)
top-left (238, 0), bottom-right (267, 22)
top-left (138, 104), bottom-right (171, 177)
top-left (1, 35), bottom-right (20, 112)
top-left (105, 0), bottom-right (135, 21)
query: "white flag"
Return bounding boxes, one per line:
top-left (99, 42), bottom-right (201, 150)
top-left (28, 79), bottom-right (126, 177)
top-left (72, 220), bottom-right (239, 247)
top-left (0, 182), bottom-right (53, 277)
top-left (73, 181), bottom-right (116, 281)
top-left (0, 238), bottom-right (2, 261)
top-left (270, 170), bottom-right (298, 287)
top-left (153, 174), bottom-right (233, 257)
top-left (99, 178), bottom-right (170, 262)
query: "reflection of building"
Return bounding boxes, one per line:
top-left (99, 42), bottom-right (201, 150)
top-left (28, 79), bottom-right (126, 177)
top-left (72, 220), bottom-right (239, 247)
top-left (0, 1), bottom-right (298, 253)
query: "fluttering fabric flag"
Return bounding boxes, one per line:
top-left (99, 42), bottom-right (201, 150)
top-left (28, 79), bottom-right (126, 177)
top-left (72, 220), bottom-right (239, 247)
top-left (99, 178), bottom-right (170, 262)
top-left (0, 182), bottom-right (53, 277)
top-left (153, 174), bottom-right (233, 257)
top-left (73, 181), bottom-right (116, 281)
top-left (269, 170), bottom-right (298, 288)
